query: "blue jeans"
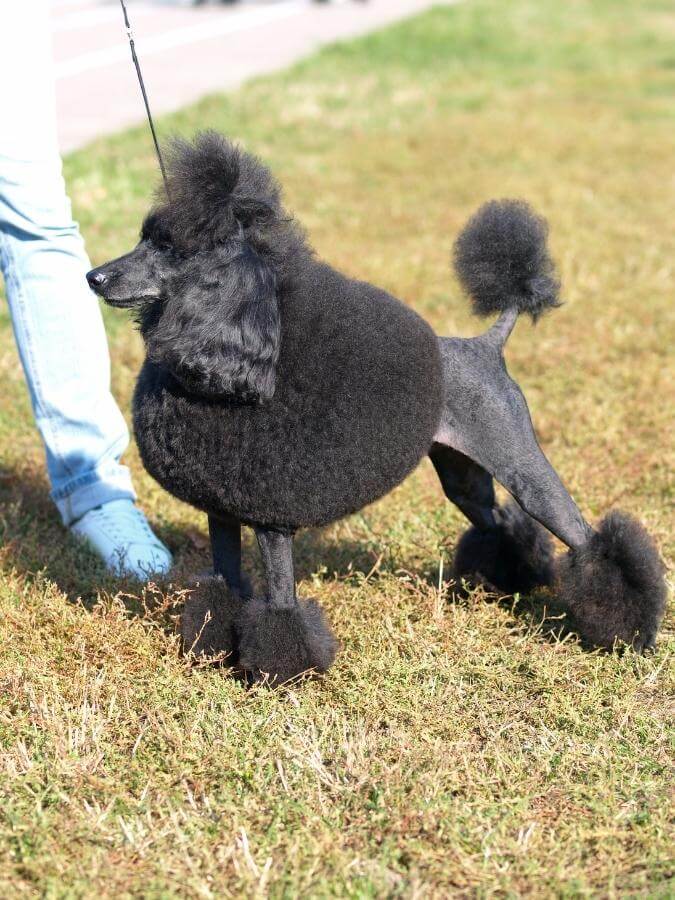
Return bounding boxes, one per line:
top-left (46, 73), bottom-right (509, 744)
top-left (0, 1), bottom-right (135, 526)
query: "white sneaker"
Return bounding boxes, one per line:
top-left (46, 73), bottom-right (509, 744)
top-left (71, 499), bottom-right (172, 580)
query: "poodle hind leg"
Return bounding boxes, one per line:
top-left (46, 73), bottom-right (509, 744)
top-left (430, 443), bottom-right (555, 595)
top-left (434, 335), bottom-right (666, 650)
top-left (430, 442), bottom-right (497, 532)
top-left (236, 528), bottom-right (338, 685)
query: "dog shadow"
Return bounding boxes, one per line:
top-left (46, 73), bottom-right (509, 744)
top-left (0, 462), bottom-right (379, 612)
top-left (0, 462), bottom-right (574, 647)
top-left (296, 528), bottom-right (577, 647)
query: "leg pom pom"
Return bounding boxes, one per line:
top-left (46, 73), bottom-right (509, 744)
top-left (556, 511), bottom-right (667, 652)
top-left (236, 598), bottom-right (339, 685)
top-left (454, 502), bottom-right (555, 594)
top-left (180, 576), bottom-right (240, 662)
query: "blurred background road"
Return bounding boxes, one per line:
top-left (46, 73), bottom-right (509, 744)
top-left (52, 0), bottom-right (451, 151)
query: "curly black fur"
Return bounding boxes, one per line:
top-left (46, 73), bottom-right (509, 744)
top-left (124, 133), bottom-right (444, 531)
top-left (556, 511), bottom-right (667, 652)
top-left (236, 598), bottom-right (339, 684)
top-left (180, 576), bottom-right (240, 660)
top-left (140, 241), bottom-right (280, 402)
top-left (453, 199), bottom-right (561, 320)
top-left (454, 501), bottom-right (555, 595)
top-left (156, 132), bottom-right (288, 252)
top-left (137, 133), bottom-right (298, 402)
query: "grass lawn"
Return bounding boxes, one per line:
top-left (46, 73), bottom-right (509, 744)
top-left (1, 0), bottom-right (674, 895)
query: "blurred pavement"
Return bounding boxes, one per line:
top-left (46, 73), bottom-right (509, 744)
top-left (52, 0), bottom-right (454, 152)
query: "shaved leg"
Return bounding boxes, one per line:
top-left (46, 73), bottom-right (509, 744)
top-left (431, 442), bottom-right (556, 595)
top-left (208, 514), bottom-right (242, 593)
top-left (254, 527), bottom-right (296, 609)
top-left (235, 527), bottom-right (337, 683)
top-left (180, 515), bottom-right (242, 659)
top-left (429, 443), bottom-right (497, 530)
top-left (435, 335), bottom-right (591, 550)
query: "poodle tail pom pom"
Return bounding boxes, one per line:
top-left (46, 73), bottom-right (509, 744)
top-left (555, 510), bottom-right (667, 652)
top-left (453, 199), bottom-right (561, 320)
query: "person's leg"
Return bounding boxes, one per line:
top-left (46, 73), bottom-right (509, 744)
top-left (0, 0), bottom-right (170, 577)
top-left (0, 156), bottom-right (136, 525)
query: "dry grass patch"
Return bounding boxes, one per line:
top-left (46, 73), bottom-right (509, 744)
top-left (0, 0), bottom-right (673, 895)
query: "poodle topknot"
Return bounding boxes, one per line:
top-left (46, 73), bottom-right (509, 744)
top-left (159, 132), bottom-right (282, 248)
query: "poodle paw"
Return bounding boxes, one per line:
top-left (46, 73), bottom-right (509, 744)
top-left (180, 575), bottom-right (241, 662)
top-left (454, 501), bottom-right (555, 595)
top-left (236, 597), bottom-right (339, 685)
top-left (555, 510), bottom-right (667, 652)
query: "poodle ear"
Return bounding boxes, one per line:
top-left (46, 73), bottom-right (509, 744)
top-left (148, 241), bottom-right (280, 401)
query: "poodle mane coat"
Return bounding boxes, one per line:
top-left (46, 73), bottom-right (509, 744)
top-left (133, 133), bottom-right (443, 530)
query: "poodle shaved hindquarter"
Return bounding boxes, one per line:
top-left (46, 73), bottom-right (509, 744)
top-left (88, 132), bottom-right (666, 684)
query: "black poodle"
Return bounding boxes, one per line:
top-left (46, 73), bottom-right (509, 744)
top-left (87, 132), bottom-right (666, 683)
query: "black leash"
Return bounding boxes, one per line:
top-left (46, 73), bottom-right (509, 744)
top-left (118, 0), bottom-right (171, 198)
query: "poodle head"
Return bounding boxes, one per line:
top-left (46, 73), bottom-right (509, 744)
top-left (87, 132), bottom-right (306, 402)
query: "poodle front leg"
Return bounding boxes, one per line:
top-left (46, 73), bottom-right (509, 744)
top-left (430, 443), bottom-right (555, 595)
top-left (234, 528), bottom-right (338, 685)
top-left (254, 528), bottom-right (296, 609)
top-left (180, 514), bottom-right (243, 661)
top-left (209, 514), bottom-right (242, 593)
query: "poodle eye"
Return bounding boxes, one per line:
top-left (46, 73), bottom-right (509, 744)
top-left (145, 235), bottom-right (173, 253)
top-left (140, 217), bottom-right (174, 251)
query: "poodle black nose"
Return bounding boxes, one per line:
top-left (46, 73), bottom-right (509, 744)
top-left (86, 269), bottom-right (107, 289)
